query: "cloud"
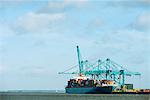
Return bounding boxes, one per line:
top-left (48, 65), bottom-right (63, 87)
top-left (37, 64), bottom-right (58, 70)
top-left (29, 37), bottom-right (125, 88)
top-left (19, 66), bottom-right (53, 77)
top-left (49, 0), bottom-right (88, 8)
top-left (37, 0), bottom-right (88, 14)
top-left (63, 0), bottom-right (88, 6)
top-left (142, 0), bottom-right (150, 3)
top-left (87, 19), bottom-right (103, 28)
top-left (1, 0), bottom-right (89, 36)
top-left (0, 0), bottom-right (34, 8)
top-left (132, 13), bottom-right (150, 31)
top-left (0, 64), bottom-right (7, 74)
top-left (0, 0), bottom-right (88, 11)
top-left (11, 0), bottom-right (89, 35)
top-left (106, 0), bottom-right (150, 8)
top-left (91, 29), bottom-right (149, 58)
top-left (0, 23), bottom-right (14, 38)
top-left (14, 12), bottom-right (65, 34)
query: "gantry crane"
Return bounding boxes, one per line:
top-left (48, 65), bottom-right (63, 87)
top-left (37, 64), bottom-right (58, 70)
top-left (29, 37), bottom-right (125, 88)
top-left (59, 46), bottom-right (141, 87)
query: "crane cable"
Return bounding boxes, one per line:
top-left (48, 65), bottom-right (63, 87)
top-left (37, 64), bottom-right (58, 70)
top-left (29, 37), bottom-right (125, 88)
top-left (60, 65), bottom-right (78, 73)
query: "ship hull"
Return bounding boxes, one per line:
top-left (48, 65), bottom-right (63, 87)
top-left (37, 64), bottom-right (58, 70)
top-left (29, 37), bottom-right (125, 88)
top-left (66, 86), bottom-right (115, 94)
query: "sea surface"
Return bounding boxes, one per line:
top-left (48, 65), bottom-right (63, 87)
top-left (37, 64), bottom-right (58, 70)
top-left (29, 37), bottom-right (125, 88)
top-left (0, 90), bottom-right (150, 100)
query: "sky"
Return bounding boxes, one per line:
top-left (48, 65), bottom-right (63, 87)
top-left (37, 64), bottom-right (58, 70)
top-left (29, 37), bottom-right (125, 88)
top-left (0, 0), bottom-right (150, 90)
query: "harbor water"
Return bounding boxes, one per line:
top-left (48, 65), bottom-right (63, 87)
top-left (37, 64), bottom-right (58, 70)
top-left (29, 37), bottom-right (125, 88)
top-left (0, 92), bottom-right (150, 100)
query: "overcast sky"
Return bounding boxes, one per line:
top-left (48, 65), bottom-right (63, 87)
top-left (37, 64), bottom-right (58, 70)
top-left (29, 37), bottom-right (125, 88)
top-left (0, 0), bottom-right (150, 90)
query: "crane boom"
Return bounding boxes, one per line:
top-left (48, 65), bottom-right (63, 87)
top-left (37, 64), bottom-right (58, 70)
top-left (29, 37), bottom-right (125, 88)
top-left (77, 46), bottom-right (83, 75)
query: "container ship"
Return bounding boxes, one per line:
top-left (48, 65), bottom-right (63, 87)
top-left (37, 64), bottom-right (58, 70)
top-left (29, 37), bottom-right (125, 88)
top-left (59, 46), bottom-right (150, 94)
top-left (66, 76), bottom-right (116, 94)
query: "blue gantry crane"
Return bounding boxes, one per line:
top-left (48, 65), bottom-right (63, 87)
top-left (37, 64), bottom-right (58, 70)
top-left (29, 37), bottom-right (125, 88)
top-left (59, 46), bottom-right (141, 87)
